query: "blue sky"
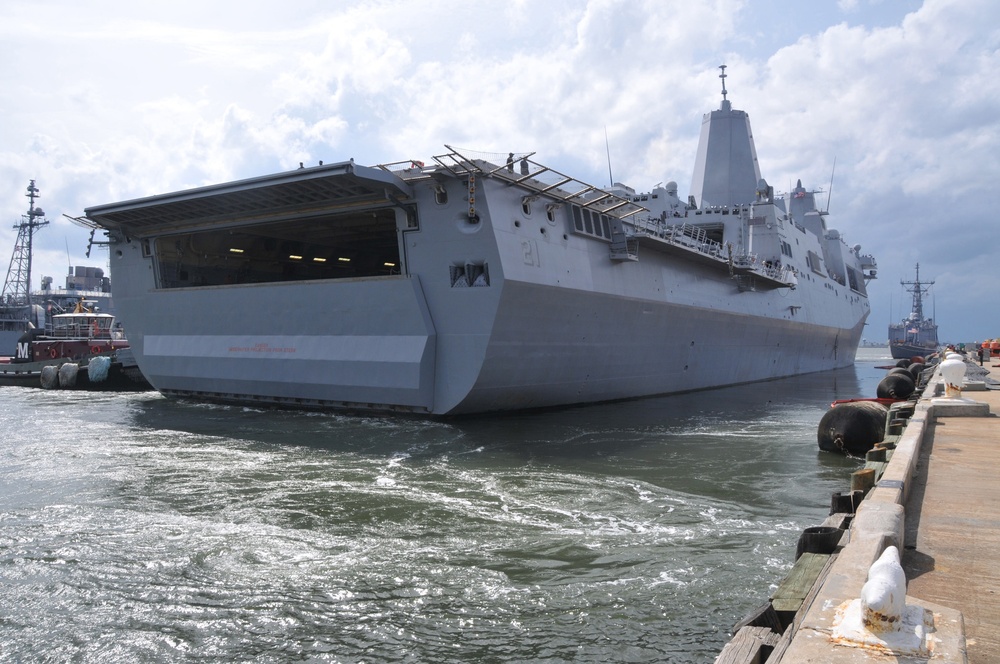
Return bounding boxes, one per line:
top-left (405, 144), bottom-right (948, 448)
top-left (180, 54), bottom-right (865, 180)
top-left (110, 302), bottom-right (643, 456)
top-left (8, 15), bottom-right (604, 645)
top-left (1, 0), bottom-right (997, 343)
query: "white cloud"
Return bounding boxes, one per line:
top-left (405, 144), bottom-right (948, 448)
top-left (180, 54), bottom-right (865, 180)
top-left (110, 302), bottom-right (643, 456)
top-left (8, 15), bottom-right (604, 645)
top-left (1, 0), bottom-right (998, 341)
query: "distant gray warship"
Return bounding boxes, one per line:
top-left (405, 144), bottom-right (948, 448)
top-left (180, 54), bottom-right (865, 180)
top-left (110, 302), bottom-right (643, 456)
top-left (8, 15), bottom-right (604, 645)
top-left (888, 263), bottom-right (938, 360)
top-left (1, 180), bottom-right (119, 356)
top-left (1, 181), bottom-right (48, 355)
top-left (84, 68), bottom-right (877, 415)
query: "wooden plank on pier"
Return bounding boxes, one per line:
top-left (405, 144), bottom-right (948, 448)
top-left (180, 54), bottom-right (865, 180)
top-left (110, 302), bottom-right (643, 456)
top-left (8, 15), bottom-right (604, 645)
top-left (764, 626), bottom-right (791, 664)
top-left (732, 602), bottom-right (783, 633)
top-left (862, 460), bottom-right (888, 479)
top-left (713, 625), bottom-right (780, 664)
top-left (770, 553), bottom-right (829, 623)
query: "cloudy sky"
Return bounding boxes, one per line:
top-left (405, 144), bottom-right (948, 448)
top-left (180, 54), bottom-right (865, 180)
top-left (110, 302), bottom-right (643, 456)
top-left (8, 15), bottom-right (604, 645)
top-left (2, 0), bottom-right (998, 344)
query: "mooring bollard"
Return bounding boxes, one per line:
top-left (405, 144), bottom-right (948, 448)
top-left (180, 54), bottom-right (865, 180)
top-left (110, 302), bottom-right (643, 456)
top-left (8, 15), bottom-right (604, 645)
top-left (860, 546), bottom-right (907, 632)
top-left (939, 356), bottom-right (966, 398)
top-left (830, 546), bottom-right (936, 655)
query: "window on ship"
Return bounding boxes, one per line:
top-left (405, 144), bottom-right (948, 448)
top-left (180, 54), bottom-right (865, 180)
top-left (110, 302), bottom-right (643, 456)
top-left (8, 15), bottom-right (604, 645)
top-left (151, 207), bottom-right (404, 288)
top-left (847, 267), bottom-right (866, 296)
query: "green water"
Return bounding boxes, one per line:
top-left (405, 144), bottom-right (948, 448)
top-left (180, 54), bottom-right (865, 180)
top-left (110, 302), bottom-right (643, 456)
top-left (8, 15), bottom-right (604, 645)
top-left (0, 349), bottom-right (890, 662)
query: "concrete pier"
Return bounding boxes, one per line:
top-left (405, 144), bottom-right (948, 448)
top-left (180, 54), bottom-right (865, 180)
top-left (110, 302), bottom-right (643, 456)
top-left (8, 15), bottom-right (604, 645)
top-left (776, 358), bottom-right (999, 663)
top-left (901, 366), bottom-right (1000, 662)
top-left (716, 356), bottom-right (999, 663)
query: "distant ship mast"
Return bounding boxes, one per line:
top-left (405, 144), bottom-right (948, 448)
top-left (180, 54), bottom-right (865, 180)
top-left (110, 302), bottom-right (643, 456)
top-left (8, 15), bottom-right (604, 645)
top-left (902, 263), bottom-right (933, 324)
top-left (1, 180), bottom-right (49, 310)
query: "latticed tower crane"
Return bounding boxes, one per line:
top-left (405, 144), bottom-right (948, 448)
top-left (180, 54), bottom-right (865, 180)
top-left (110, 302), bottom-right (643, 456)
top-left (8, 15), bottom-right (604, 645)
top-left (1, 180), bottom-right (50, 309)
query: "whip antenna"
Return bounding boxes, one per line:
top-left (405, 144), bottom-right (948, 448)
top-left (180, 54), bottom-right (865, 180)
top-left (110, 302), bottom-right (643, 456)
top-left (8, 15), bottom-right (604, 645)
top-left (605, 126), bottom-right (614, 187)
top-left (825, 156), bottom-right (837, 212)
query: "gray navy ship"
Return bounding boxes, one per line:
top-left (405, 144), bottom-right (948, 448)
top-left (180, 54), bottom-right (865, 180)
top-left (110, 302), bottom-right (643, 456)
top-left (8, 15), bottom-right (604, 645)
top-left (1, 180), bottom-right (117, 355)
top-left (1, 181), bottom-right (48, 355)
top-left (84, 68), bottom-right (877, 415)
top-left (888, 263), bottom-right (938, 360)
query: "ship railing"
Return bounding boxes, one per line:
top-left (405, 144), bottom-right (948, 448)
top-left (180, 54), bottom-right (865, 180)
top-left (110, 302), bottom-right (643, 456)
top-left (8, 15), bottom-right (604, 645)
top-left (732, 254), bottom-right (798, 286)
top-left (623, 217), bottom-right (798, 288)
top-left (630, 218), bottom-right (726, 258)
top-left (759, 262), bottom-right (791, 282)
top-left (858, 253), bottom-right (878, 281)
top-left (1, 294), bottom-right (31, 308)
top-left (731, 254), bottom-right (762, 273)
top-left (47, 320), bottom-right (114, 339)
top-left (375, 159), bottom-right (431, 173)
top-left (858, 253), bottom-right (877, 268)
top-left (431, 146), bottom-right (648, 220)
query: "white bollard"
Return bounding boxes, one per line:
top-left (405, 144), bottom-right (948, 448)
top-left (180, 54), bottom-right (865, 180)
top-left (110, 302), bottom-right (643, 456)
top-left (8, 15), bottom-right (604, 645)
top-left (939, 357), bottom-right (966, 398)
top-left (860, 546), bottom-right (907, 632)
top-left (831, 545), bottom-right (935, 655)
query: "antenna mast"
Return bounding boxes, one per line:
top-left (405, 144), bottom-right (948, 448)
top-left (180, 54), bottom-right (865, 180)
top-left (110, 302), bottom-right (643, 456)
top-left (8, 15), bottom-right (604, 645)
top-left (901, 263), bottom-right (933, 322)
top-left (825, 157), bottom-right (836, 212)
top-left (604, 126), bottom-right (614, 187)
top-left (1, 180), bottom-right (50, 308)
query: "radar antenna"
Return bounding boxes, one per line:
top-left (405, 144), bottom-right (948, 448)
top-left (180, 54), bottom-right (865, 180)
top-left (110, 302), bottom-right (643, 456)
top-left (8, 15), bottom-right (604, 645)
top-left (718, 64), bottom-right (728, 101)
top-left (1, 180), bottom-right (50, 308)
top-left (901, 263), bottom-right (933, 323)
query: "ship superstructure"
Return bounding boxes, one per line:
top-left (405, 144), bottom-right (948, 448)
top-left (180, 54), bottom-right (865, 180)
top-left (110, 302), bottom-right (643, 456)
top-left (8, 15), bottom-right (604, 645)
top-left (83, 70), bottom-right (877, 415)
top-left (1, 181), bottom-right (49, 354)
top-left (888, 263), bottom-right (938, 359)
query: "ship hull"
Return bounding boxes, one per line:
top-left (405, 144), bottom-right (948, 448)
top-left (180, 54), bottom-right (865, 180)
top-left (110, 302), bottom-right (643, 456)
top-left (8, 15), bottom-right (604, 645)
top-left (0, 330), bottom-right (21, 358)
top-left (450, 279), bottom-right (862, 414)
top-left (103, 259), bottom-right (867, 415)
top-left (889, 342), bottom-right (937, 361)
top-left (0, 354), bottom-right (151, 391)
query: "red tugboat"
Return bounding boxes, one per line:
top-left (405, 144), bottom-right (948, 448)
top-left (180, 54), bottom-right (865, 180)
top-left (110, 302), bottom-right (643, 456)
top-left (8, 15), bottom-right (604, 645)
top-left (0, 307), bottom-right (149, 390)
top-left (0, 180), bottom-right (148, 390)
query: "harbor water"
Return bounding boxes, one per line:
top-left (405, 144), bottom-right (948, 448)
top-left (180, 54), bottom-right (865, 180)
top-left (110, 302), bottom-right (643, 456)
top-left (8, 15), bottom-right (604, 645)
top-left (1, 348), bottom-right (892, 662)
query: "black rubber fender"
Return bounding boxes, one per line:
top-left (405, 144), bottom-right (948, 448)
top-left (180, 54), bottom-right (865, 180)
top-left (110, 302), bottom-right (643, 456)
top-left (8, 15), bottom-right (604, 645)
top-left (877, 373), bottom-right (915, 399)
top-left (817, 401), bottom-right (888, 454)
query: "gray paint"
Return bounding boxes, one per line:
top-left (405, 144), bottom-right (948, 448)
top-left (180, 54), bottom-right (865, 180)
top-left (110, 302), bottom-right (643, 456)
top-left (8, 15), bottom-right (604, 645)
top-left (85, 93), bottom-right (876, 415)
